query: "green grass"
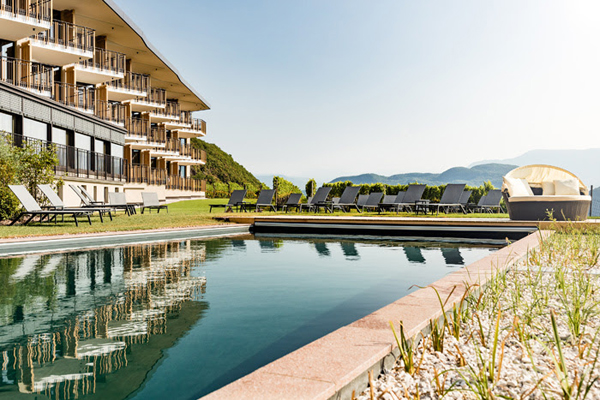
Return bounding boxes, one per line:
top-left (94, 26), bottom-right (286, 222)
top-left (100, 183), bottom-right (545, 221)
top-left (0, 198), bottom-right (509, 239)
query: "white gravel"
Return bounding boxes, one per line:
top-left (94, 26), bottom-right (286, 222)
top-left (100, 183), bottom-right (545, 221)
top-left (357, 233), bottom-right (600, 399)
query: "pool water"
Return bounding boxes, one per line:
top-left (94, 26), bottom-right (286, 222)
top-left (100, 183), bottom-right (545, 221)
top-left (0, 235), bottom-right (497, 399)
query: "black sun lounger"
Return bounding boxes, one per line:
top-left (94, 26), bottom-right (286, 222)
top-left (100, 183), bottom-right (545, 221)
top-left (9, 185), bottom-right (92, 226)
top-left (378, 191), bottom-right (406, 214)
top-left (141, 192), bottom-right (168, 214)
top-left (361, 192), bottom-right (384, 212)
top-left (242, 189), bottom-right (276, 212)
top-left (302, 187), bottom-right (332, 212)
top-left (281, 193), bottom-right (303, 213)
top-left (471, 189), bottom-right (503, 213)
top-left (429, 183), bottom-right (467, 215)
top-left (332, 186), bottom-right (361, 213)
top-left (37, 184), bottom-right (112, 222)
top-left (395, 184), bottom-right (426, 212)
top-left (209, 190), bottom-right (247, 213)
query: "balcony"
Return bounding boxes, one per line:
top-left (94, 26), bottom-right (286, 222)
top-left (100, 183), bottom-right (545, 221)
top-left (95, 100), bottom-right (125, 126)
top-left (0, 0), bottom-right (52, 41)
top-left (27, 19), bottom-right (94, 66)
top-left (0, 55), bottom-right (53, 97)
top-left (167, 175), bottom-right (205, 192)
top-left (10, 132), bottom-right (125, 181)
top-left (174, 118), bottom-right (207, 139)
top-left (125, 121), bottom-right (167, 150)
top-left (145, 101), bottom-right (180, 123)
top-left (150, 138), bottom-right (205, 165)
top-left (74, 48), bottom-right (126, 84)
top-left (105, 71), bottom-right (149, 101)
top-left (127, 164), bottom-right (167, 186)
top-left (124, 87), bottom-right (166, 112)
top-left (125, 117), bottom-right (150, 142)
top-left (53, 82), bottom-right (94, 114)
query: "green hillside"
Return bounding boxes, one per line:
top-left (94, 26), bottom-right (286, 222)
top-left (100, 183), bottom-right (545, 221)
top-left (330, 163), bottom-right (517, 187)
top-left (190, 138), bottom-right (263, 187)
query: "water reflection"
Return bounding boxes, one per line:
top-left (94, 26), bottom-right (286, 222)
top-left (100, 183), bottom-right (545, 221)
top-left (0, 241), bottom-right (207, 400)
top-left (340, 242), bottom-right (360, 261)
top-left (403, 246), bottom-right (426, 263)
top-left (441, 247), bottom-right (465, 266)
top-left (312, 242), bottom-right (331, 257)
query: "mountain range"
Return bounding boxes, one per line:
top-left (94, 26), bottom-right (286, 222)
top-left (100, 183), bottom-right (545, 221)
top-left (329, 163), bottom-right (517, 187)
top-left (329, 148), bottom-right (600, 188)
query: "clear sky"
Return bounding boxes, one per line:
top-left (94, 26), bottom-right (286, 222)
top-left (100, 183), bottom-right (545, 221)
top-left (114, 0), bottom-right (600, 183)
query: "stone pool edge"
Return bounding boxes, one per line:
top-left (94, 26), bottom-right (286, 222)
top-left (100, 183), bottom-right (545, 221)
top-left (0, 224), bottom-right (251, 257)
top-left (200, 230), bottom-right (550, 400)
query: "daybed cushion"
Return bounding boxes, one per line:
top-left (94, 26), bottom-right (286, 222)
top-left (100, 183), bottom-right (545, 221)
top-left (554, 179), bottom-right (580, 196)
top-left (509, 195), bottom-right (591, 203)
top-left (504, 177), bottom-right (533, 197)
top-left (542, 181), bottom-right (555, 195)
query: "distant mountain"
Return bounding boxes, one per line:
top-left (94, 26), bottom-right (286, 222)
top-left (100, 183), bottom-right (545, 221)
top-left (329, 163), bottom-right (517, 188)
top-left (470, 148), bottom-right (600, 187)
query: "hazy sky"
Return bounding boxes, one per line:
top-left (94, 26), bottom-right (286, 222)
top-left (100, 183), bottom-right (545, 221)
top-left (114, 0), bottom-right (600, 183)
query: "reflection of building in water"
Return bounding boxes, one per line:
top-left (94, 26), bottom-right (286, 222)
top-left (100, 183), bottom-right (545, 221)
top-left (0, 240), bottom-right (207, 399)
top-left (403, 246), bottom-right (426, 263)
top-left (441, 247), bottom-right (465, 266)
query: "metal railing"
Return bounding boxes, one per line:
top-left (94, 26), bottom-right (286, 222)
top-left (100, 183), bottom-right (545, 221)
top-left (190, 118), bottom-right (206, 133)
top-left (108, 71), bottom-right (149, 94)
top-left (0, 55), bottom-right (53, 95)
top-left (149, 125), bottom-right (167, 144)
top-left (0, 0), bottom-right (52, 23)
top-left (150, 101), bottom-right (180, 119)
top-left (9, 132), bottom-right (125, 181)
top-left (30, 19), bottom-right (95, 53)
top-left (180, 111), bottom-right (192, 125)
top-left (53, 82), bottom-right (95, 113)
top-left (125, 117), bottom-right (150, 139)
top-left (134, 87), bottom-right (166, 106)
top-left (95, 100), bottom-right (125, 125)
top-left (127, 164), bottom-right (167, 185)
top-left (167, 175), bottom-right (204, 192)
top-left (79, 48), bottom-right (125, 75)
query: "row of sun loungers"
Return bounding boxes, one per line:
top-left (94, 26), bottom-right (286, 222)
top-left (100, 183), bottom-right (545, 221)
top-left (210, 185), bottom-right (504, 214)
top-left (8, 184), bottom-right (167, 226)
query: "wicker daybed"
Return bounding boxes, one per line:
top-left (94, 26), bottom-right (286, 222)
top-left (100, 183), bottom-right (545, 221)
top-left (502, 164), bottom-right (591, 221)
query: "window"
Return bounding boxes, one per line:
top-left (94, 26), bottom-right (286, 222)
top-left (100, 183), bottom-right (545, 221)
top-left (95, 139), bottom-right (106, 154)
top-left (111, 143), bottom-right (124, 159)
top-left (179, 165), bottom-right (186, 178)
top-left (0, 112), bottom-right (13, 133)
top-left (52, 127), bottom-right (67, 146)
top-left (75, 133), bottom-right (91, 151)
top-left (23, 118), bottom-right (47, 141)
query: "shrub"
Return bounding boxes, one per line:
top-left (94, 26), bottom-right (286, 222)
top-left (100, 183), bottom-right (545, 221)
top-left (305, 178), bottom-right (317, 198)
top-left (273, 176), bottom-right (302, 206)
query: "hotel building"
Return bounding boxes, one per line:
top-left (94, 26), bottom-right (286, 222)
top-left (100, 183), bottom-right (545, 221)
top-left (0, 0), bottom-right (209, 206)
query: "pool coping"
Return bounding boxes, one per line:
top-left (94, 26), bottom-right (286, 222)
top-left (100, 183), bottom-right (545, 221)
top-left (200, 230), bottom-right (549, 400)
top-left (0, 224), bottom-right (251, 257)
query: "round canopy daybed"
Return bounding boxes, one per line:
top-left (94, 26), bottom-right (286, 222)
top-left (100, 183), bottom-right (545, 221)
top-left (502, 164), bottom-right (591, 221)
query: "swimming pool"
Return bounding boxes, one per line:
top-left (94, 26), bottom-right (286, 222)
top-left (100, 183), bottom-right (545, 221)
top-left (0, 235), bottom-right (497, 399)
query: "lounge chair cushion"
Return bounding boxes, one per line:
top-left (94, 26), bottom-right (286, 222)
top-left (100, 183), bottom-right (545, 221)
top-left (554, 179), bottom-right (580, 196)
top-left (504, 177), bottom-right (533, 197)
top-left (509, 195), bottom-right (591, 203)
top-left (542, 181), bottom-right (555, 196)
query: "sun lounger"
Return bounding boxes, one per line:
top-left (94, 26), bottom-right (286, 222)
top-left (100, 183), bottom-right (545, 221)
top-left (108, 192), bottom-right (137, 215)
top-left (209, 190), bottom-right (247, 213)
top-left (69, 184), bottom-right (128, 215)
top-left (37, 184), bottom-right (112, 222)
top-left (332, 186), bottom-right (361, 213)
top-left (140, 192), bottom-right (168, 214)
top-left (282, 193), bottom-right (303, 213)
top-left (9, 185), bottom-right (92, 226)
top-left (471, 190), bottom-right (503, 213)
top-left (459, 190), bottom-right (472, 209)
top-left (77, 185), bottom-right (105, 205)
top-left (378, 191), bottom-right (406, 213)
top-left (361, 192), bottom-right (384, 212)
top-left (356, 194), bottom-right (369, 209)
top-left (242, 189), bottom-right (276, 212)
top-left (429, 184), bottom-right (467, 215)
top-left (301, 187), bottom-right (332, 212)
top-left (395, 184), bottom-right (426, 212)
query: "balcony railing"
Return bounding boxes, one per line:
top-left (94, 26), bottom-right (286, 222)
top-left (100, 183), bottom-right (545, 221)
top-left (30, 19), bottom-right (94, 53)
top-left (125, 118), bottom-right (150, 139)
top-left (0, 0), bottom-right (52, 23)
top-left (150, 125), bottom-right (167, 144)
top-left (180, 111), bottom-right (192, 125)
top-left (9, 132), bottom-right (125, 181)
top-left (134, 87), bottom-right (166, 106)
top-left (53, 82), bottom-right (95, 113)
top-left (128, 164), bottom-right (167, 185)
top-left (150, 101), bottom-right (180, 120)
top-left (0, 55), bottom-right (53, 95)
top-left (108, 71), bottom-right (149, 94)
top-left (190, 118), bottom-right (206, 134)
top-left (95, 100), bottom-right (125, 125)
top-left (167, 175), bottom-right (205, 192)
top-left (79, 48), bottom-right (125, 75)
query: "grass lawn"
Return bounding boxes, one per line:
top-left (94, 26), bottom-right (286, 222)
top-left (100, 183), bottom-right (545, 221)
top-left (0, 198), bottom-right (510, 239)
